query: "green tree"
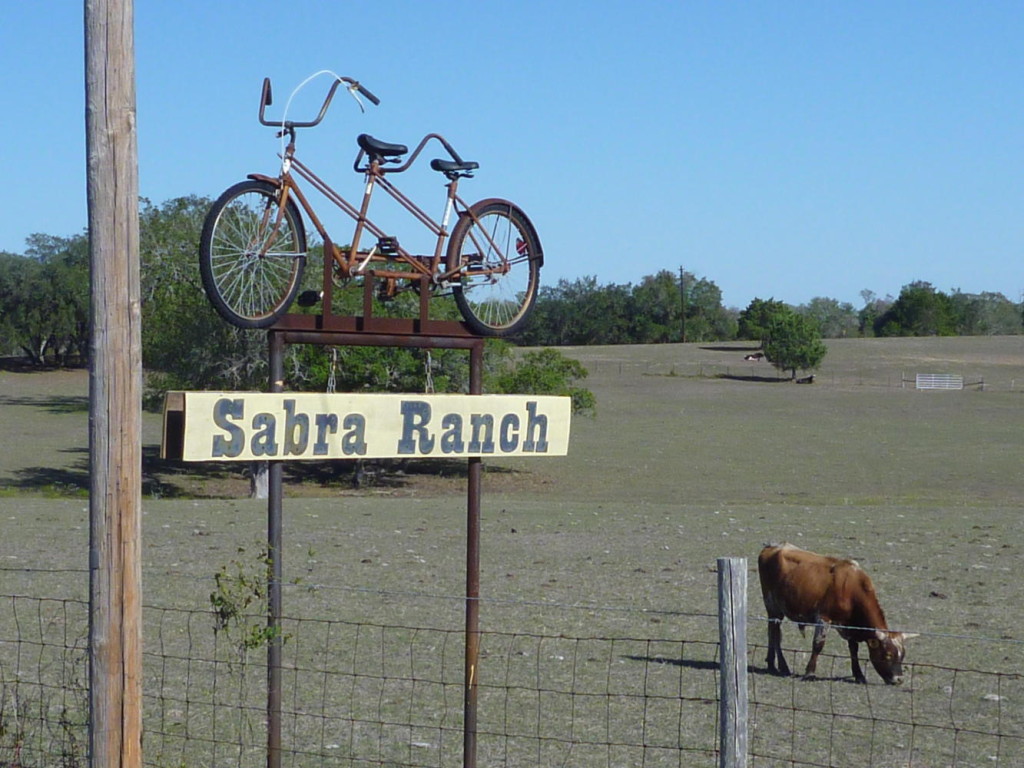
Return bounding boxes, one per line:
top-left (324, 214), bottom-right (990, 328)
top-left (763, 310), bottom-right (827, 379)
top-left (948, 290), bottom-right (1022, 335)
top-left (139, 196), bottom-right (279, 397)
top-left (874, 281), bottom-right (956, 337)
top-left (519, 276), bottom-right (633, 346)
top-left (490, 347), bottom-right (595, 415)
top-left (0, 252), bottom-right (25, 357)
top-left (520, 270), bottom-right (732, 346)
top-left (288, 342), bottom-right (465, 395)
top-left (684, 275), bottom-right (737, 342)
top-left (2, 255), bottom-right (53, 363)
top-left (798, 296), bottom-right (858, 339)
top-left (629, 270), bottom-right (680, 343)
top-left (28, 234), bottom-right (91, 363)
top-left (857, 289), bottom-right (893, 337)
top-left (0, 235), bottom-right (91, 365)
top-left (737, 298), bottom-right (790, 344)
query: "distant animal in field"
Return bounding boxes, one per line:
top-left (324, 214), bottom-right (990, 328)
top-left (744, 352), bottom-right (764, 361)
top-left (795, 374), bottom-right (815, 384)
top-left (757, 542), bottom-right (916, 685)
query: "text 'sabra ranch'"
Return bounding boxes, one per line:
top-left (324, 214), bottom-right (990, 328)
top-left (168, 393), bottom-right (571, 462)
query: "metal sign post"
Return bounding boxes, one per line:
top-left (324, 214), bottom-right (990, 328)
top-left (267, 331), bottom-right (285, 768)
top-left (267, 324), bottom-right (486, 768)
top-left (465, 342), bottom-right (483, 768)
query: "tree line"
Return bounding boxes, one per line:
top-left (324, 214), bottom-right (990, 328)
top-left (518, 274), bottom-right (1024, 347)
top-left (2, 194), bottom-right (1022, 378)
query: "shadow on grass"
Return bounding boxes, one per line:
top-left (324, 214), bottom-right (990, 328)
top-left (0, 394), bottom-right (89, 413)
top-left (3, 446), bottom-right (239, 499)
top-left (746, 664), bottom-right (860, 684)
top-left (0, 357), bottom-right (82, 373)
top-left (626, 657), bottom-right (861, 684)
top-left (4, 462), bottom-right (91, 497)
top-left (280, 456), bottom-right (519, 488)
top-left (715, 374), bottom-right (788, 384)
top-left (624, 655), bottom-right (719, 672)
top-left (698, 345), bottom-right (762, 353)
top-left (3, 446), bottom-right (520, 499)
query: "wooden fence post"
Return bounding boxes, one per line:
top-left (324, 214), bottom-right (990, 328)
top-left (718, 557), bottom-right (748, 768)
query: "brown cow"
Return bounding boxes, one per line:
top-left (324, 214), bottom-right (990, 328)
top-left (757, 543), bottom-right (916, 685)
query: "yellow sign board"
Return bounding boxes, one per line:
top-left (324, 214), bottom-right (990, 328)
top-left (162, 392), bottom-right (571, 462)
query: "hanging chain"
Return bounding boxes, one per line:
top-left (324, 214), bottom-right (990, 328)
top-left (327, 347), bottom-right (338, 394)
top-left (424, 350), bottom-right (435, 394)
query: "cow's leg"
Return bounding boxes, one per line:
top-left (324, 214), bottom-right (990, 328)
top-left (802, 622), bottom-right (829, 679)
top-left (766, 617), bottom-right (790, 676)
top-left (847, 638), bottom-right (867, 684)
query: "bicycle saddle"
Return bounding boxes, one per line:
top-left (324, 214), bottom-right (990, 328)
top-left (430, 158), bottom-right (480, 173)
top-left (357, 133), bottom-right (407, 157)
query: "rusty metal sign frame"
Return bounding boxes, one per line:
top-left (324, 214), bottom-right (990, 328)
top-left (264, 315), bottom-right (486, 768)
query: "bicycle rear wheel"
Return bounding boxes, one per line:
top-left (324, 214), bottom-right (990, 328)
top-left (446, 199), bottom-right (542, 337)
top-left (199, 179), bottom-right (307, 329)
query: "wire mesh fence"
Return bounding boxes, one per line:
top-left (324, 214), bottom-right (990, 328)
top-left (0, 595), bottom-right (88, 768)
top-left (140, 601), bottom-right (724, 768)
top-left (1, 579), bottom-right (1021, 767)
top-left (747, 648), bottom-right (1023, 767)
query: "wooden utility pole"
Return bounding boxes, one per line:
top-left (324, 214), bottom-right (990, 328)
top-left (85, 1), bottom-right (143, 767)
top-left (679, 266), bottom-right (687, 343)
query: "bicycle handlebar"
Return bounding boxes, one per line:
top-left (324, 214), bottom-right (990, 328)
top-left (258, 75), bottom-right (379, 129)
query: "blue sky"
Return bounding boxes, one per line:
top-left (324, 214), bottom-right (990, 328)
top-left (3, 1), bottom-right (1023, 309)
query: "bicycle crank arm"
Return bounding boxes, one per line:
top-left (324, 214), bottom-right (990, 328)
top-left (353, 245), bottom-right (378, 273)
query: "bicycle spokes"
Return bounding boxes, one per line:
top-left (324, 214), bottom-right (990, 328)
top-left (450, 202), bottom-right (540, 335)
top-left (200, 180), bottom-right (307, 329)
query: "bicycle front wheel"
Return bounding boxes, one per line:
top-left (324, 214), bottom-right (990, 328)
top-left (446, 199), bottom-right (542, 337)
top-left (199, 179), bottom-right (307, 329)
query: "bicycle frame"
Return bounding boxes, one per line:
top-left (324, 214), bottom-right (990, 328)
top-left (249, 131), bottom-right (510, 301)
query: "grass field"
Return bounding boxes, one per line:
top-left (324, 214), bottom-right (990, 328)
top-left (1, 335), bottom-right (1022, 766)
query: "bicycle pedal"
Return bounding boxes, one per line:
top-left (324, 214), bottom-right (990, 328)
top-left (296, 290), bottom-right (322, 307)
top-left (377, 236), bottom-right (400, 258)
top-left (376, 279), bottom-right (397, 302)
